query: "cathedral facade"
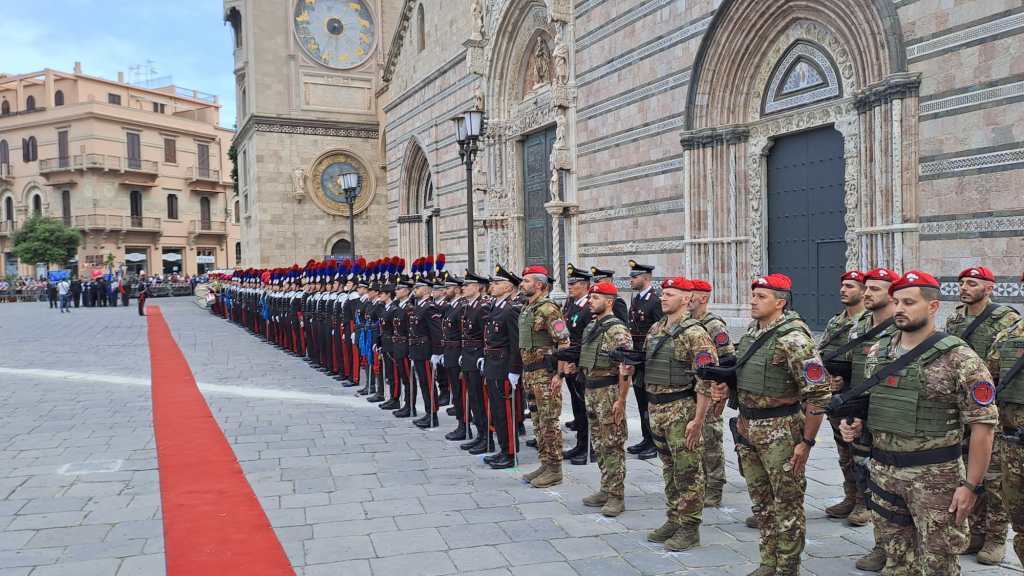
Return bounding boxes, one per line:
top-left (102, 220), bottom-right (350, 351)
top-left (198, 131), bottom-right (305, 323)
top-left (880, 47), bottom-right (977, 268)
top-left (235, 0), bottom-right (1024, 328)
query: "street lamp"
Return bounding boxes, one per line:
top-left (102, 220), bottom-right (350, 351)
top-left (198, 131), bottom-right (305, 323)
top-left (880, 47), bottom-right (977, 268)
top-left (341, 171), bottom-right (360, 260)
top-left (452, 109), bottom-right (484, 272)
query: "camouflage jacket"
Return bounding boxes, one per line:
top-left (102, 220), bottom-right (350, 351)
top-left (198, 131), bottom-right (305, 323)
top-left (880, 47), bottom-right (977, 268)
top-left (580, 314), bottom-right (633, 379)
top-left (695, 311), bottom-right (736, 359)
top-left (645, 315), bottom-right (718, 397)
top-left (737, 310), bottom-right (831, 410)
top-left (987, 318), bottom-right (1024, 429)
top-left (867, 331), bottom-right (997, 452)
top-left (520, 297), bottom-right (570, 367)
top-left (945, 302), bottom-right (1020, 359)
top-left (819, 308), bottom-right (868, 360)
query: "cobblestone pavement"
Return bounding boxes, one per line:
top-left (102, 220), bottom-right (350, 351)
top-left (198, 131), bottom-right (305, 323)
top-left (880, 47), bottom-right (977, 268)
top-left (0, 298), bottom-right (1021, 575)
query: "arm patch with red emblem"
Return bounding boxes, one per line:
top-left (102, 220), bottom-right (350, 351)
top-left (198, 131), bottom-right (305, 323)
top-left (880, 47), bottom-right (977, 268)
top-left (714, 331), bottom-right (730, 347)
top-left (696, 351), bottom-right (714, 367)
top-left (804, 361), bottom-right (826, 384)
top-left (972, 381), bottom-right (995, 406)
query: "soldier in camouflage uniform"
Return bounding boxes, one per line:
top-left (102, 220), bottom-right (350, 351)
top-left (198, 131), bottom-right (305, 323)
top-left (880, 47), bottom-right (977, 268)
top-left (986, 274), bottom-right (1024, 563)
top-left (518, 265), bottom-right (572, 488)
top-left (574, 281), bottom-right (634, 517)
top-left (841, 270), bottom-right (997, 576)
top-left (643, 277), bottom-right (718, 550)
top-left (818, 271), bottom-right (869, 520)
top-left (688, 278), bottom-right (735, 507)
top-left (709, 273), bottom-right (830, 576)
top-left (945, 266), bottom-right (1020, 564)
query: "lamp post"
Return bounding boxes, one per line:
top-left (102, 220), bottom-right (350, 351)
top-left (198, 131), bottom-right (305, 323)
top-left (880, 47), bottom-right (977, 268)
top-left (452, 109), bottom-right (483, 272)
top-left (341, 171), bottom-right (360, 260)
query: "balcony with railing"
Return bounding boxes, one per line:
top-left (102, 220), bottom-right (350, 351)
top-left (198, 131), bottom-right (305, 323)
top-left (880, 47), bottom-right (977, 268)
top-left (190, 219), bottom-right (227, 235)
top-left (73, 213), bottom-right (162, 232)
top-left (38, 155), bottom-right (159, 178)
top-left (0, 163), bottom-right (12, 181)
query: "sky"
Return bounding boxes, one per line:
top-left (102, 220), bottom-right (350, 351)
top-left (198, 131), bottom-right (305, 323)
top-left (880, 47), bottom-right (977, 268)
top-left (2, 0), bottom-right (237, 128)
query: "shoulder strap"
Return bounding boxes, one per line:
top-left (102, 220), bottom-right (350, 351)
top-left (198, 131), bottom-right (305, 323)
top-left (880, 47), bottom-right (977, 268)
top-left (819, 316), bottom-right (855, 350)
top-left (735, 318), bottom-right (799, 369)
top-left (583, 315), bottom-right (621, 346)
top-left (825, 317), bottom-right (896, 361)
top-left (997, 347), bottom-right (1024, 396)
top-left (840, 331), bottom-right (949, 401)
top-left (647, 318), bottom-right (702, 359)
top-left (961, 303), bottom-right (999, 342)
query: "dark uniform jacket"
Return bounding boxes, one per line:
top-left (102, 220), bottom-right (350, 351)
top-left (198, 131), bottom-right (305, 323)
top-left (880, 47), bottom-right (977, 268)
top-left (408, 296), bottom-right (443, 361)
top-left (629, 286), bottom-right (663, 351)
top-left (484, 295), bottom-right (523, 380)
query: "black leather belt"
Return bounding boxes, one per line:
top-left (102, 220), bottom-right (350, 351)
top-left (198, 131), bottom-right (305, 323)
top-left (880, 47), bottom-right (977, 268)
top-left (870, 444), bottom-right (960, 468)
top-left (523, 361), bottom-right (546, 372)
top-left (585, 375), bottom-right (618, 389)
top-left (739, 403), bottom-right (800, 421)
top-left (649, 390), bottom-right (696, 404)
top-left (462, 339), bottom-right (484, 347)
top-left (408, 337), bottom-right (428, 345)
top-left (442, 340), bottom-right (461, 348)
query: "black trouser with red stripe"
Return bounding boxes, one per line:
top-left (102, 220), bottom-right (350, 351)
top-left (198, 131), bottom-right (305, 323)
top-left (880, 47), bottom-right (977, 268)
top-left (412, 358), bottom-right (437, 416)
top-left (485, 354), bottom-right (517, 457)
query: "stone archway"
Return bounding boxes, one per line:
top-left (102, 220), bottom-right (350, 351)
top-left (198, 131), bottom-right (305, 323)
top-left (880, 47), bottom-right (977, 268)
top-left (679, 0), bottom-right (918, 314)
top-left (474, 0), bottom-right (575, 285)
top-left (397, 138), bottom-right (437, 261)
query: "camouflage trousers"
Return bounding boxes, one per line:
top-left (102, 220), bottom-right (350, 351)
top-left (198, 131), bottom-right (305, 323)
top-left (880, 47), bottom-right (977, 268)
top-left (526, 368), bottom-right (563, 467)
top-left (735, 413), bottom-right (806, 575)
top-left (585, 384), bottom-right (627, 499)
top-left (964, 434), bottom-right (1007, 543)
top-left (828, 415), bottom-right (860, 501)
top-left (702, 411), bottom-right (725, 493)
top-left (1001, 435), bottom-right (1024, 561)
top-left (868, 458), bottom-right (968, 576)
top-left (651, 398), bottom-right (704, 526)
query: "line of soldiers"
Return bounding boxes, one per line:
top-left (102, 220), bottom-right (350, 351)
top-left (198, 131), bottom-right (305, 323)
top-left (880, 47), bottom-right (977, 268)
top-left (212, 255), bottom-right (1024, 575)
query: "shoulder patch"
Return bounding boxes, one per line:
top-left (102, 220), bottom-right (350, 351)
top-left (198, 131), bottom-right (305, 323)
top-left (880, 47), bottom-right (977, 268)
top-left (804, 360), bottom-right (826, 384)
top-left (696, 351), bottom-right (714, 367)
top-left (714, 331), bottom-right (730, 346)
top-left (972, 381), bottom-right (995, 406)
top-left (552, 318), bottom-right (567, 334)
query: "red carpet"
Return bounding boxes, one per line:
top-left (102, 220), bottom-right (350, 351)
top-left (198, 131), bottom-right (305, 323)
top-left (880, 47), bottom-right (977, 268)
top-left (146, 306), bottom-right (294, 576)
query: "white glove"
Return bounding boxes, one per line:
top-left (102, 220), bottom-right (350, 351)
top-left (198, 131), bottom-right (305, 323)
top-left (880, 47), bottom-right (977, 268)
top-left (351, 333), bottom-right (356, 343)
top-left (458, 355), bottom-right (464, 368)
top-left (477, 357), bottom-right (485, 372)
top-left (373, 344), bottom-right (380, 354)
top-left (508, 373), bottom-right (521, 389)
top-left (439, 355), bottom-right (446, 367)
top-left (430, 354), bottom-right (442, 367)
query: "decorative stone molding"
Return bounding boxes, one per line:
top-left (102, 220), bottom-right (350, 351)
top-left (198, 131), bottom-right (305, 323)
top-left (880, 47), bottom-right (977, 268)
top-left (238, 116), bottom-right (379, 142)
top-left (680, 127), bottom-right (749, 150)
top-left (762, 41), bottom-right (841, 115)
top-left (854, 72), bottom-right (921, 112)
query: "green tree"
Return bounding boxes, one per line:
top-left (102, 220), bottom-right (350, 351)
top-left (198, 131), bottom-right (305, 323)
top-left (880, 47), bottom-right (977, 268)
top-left (228, 141), bottom-right (239, 194)
top-left (12, 216), bottom-right (81, 267)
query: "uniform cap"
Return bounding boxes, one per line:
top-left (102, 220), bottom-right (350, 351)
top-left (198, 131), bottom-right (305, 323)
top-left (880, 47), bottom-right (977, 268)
top-left (493, 264), bottom-right (521, 286)
top-left (959, 266), bottom-right (995, 282)
top-left (464, 270), bottom-right (492, 285)
top-left (889, 270), bottom-right (941, 295)
top-left (690, 279), bottom-right (712, 292)
top-left (752, 273), bottom-right (792, 291)
top-left (589, 281), bottom-right (618, 296)
top-left (522, 265), bottom-right (550, 277)
top-left (628, 260), bottom-right (655, 277)
top-left (864, 268), bottom-right (898, 283)
top-left (840, 270), bottom-right (866, 284)
top-left (590, 266), bottom-right (615, 281)
top-left (566, 263), bottom-right (592, 284)
top-left (661, 277), bottom-right (694, 292)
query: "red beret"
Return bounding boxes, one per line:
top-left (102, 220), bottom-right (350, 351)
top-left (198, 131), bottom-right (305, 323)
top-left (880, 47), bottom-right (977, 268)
top-left (959, 266), bottom-right (995, 282)
top-left (589, 281), bottom-right (618, 296)
top-left (661, 277), bottom-right (695, 292)
top-left (840, 270), bottom-right (866, 284)
top-left (522, 265), bottom-right (549, 277)
top-left (752, 273), bottom-right (792, 291)
top-left (889, 270), bottom-right (941, 295)
top-left (690, 279), bottom-right (712, 292)
top-left (864, 268), bottom-right (898, 283)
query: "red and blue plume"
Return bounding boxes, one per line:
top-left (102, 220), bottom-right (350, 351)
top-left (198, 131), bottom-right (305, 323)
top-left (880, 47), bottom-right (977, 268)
top-left (341, 258), bottom-right (351, 274)
top-left (411, 258), bottom-right (420, 275)
top-left (425, 255), bottom-right (435, 272)
top-left (397, 258), bottom-right (406, 273)
top-left (436, 253), bottom-right (446, 271)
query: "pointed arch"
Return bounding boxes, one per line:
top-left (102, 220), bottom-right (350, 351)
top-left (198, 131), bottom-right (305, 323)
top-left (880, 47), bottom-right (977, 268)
top-left (398, 138), bottom-right (436, 260)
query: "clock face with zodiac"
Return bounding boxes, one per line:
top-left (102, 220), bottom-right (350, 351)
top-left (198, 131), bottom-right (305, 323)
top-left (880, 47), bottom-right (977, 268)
top-left (293, 0), bottom-right (376, 70)
top-left (310, 151), bottom-right (374, 216)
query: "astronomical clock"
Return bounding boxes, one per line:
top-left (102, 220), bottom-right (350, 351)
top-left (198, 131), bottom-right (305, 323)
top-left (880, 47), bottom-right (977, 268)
top-left (293, 0), bottom-right (377, 70)
top-left (309, 151), bottom-right (374, 217)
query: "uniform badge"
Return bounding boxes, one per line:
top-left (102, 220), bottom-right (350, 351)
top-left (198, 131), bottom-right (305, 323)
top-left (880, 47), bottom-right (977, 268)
top-left (972, 381), bottom-right (995, 406)
top-left (804, 361), bottom-right (826, 384)
top-left (552, 319), bottom-right (567, 334)
top-left (696, 351), bottom-right (714, 367)
top-left (885, 375), bottom-right (899, 387)
top-left (714, 331), bottom-right (730, 346)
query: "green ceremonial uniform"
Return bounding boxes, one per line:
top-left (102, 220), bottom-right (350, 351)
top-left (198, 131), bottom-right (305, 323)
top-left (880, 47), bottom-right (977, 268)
top-left (519, 297), bottom-right (571, 468)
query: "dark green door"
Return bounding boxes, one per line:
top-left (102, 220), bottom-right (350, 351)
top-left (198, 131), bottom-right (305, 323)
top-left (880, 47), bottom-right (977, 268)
top-left (522, 127), bottom-right (555, 269)
top-left (766, 126), bottom-right (846, 331)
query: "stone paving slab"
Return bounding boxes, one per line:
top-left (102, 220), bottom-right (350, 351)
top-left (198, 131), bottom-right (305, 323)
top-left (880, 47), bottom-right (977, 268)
top-left (0, 298), bottom-right (1021, 575)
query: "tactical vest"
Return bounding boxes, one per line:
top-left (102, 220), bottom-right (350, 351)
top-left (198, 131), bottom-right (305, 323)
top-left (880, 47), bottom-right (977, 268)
top-left (579, 316), bottom-right (624, 372)
top-left (997, 334), bottom-right (1024, 405)
top-left (645, 318), bottom-right (701, 391)
top-left (947, 305), bottom-right (1016, 359)
top-left (736, 319), bottom-right (809, 398)
top-left (518, 299), bottom-right (555, 349)
top-left (867, 334), bottom-right (964, 438)
top-left (850, 321), bottom-right (897, 389)
top-left (699, 312), bottom-right (731, 355)
top-left (819, 313), bottom-right (855, 359)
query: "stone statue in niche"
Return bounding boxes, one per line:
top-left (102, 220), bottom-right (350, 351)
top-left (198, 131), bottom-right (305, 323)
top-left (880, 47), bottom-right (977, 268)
top-left (552, 37), bottom-right (568, 88)
top-left (291, 167), bottom-right (306, 201)
top-left (471, 0), bottom-right (484, 40)
top-left (549, 165), bottom-right (560, 203)
top-left (473, 85), bottom-right (485, 112)
top-left (532, 38), bottom-right (550, 89)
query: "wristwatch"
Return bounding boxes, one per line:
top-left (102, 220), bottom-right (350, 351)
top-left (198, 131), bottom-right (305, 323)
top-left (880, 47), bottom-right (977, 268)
top-left (961, 480), bottom-right (985, 495)
top-left (800, 437), bottom-right (816, 448)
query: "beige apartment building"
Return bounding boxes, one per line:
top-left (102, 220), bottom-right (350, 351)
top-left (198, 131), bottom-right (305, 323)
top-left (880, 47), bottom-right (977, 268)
top-left (0, 63), bottom-right (240, 279)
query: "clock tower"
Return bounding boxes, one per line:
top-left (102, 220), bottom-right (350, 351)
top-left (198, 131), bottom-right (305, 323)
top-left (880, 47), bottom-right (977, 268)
top-left (224, 0), bottom-right (399, 266)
